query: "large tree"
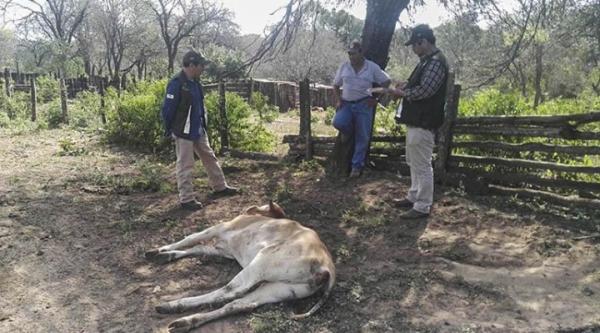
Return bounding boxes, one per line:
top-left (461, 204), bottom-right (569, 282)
top-left (145, 0), bottom-right (230, 74)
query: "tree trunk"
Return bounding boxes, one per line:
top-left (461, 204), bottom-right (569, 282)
top-left (533, 43), bottom-right (543, 108)
top-left (328, 0), bottom-right (409, 178)
top-left (361, 0), bottom-right (409, 69)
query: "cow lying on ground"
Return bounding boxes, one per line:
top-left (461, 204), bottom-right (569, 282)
top-left (145, 202), bottom-right (336, 333)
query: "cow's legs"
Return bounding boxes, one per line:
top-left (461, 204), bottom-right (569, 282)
top-left (156, 262), bottom-right (263, 313)
top-left (145, 225), bottom-right (225, 262)
top-left (166, 282), bottom-right (314, 333)
top-left (145, 245), bottom-right (233, 264)
top-left (159, 225), bottom-right (222, 251)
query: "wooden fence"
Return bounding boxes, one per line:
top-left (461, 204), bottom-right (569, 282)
top-left (282, 76), bottom-right (600, 208)
top-left (2, 68), bottom-right (336, 112)
top-left (203, 79), bottom-right (337, 112)
top-left (446, 112), bottom-right (600, 208)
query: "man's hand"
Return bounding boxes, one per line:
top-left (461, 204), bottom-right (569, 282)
top-left (395, 81), bottom-right (407, 89)
top-left (387, 87), bottom-right (405, 98)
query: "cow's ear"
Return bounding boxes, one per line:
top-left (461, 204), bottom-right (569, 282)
top-left (269, 201), bottom-right (286, 218)
top-left (244, 206), bottom-right (259, 215)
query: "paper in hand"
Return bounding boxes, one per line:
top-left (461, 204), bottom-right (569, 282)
top-left (367, 87), bottom-right (387, 94)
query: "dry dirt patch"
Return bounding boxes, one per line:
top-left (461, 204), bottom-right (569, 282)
top-left (1, 128), bottom-right (599, 333)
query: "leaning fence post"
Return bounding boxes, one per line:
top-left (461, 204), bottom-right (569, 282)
top-left (30, 77), bottom-right (37, 122)
top-left (248, 78), bottom-right (255, 105)
top-left (299, 78), bottom-right (312, 160)
top-left (218, 80), bottom-right (229, 154)
top-left (99, 79), bottom-right (106, 124)
top-left (435, 72), bottom-right (461, 184)
top-left (4, 68), bottom-right (11, 98)
top-left (60, 76), bottom-right (69, 124)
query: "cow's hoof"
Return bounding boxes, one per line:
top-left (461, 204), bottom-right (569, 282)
top-left (144, 249), bottom-right (160, 258)
top-left (168, 319), bottom-right (192, 333)
top-left (146, 251), bottom-right (175, 265)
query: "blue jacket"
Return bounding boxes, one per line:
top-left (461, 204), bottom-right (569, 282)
top-left (161, 71), bottom-right (207, 140)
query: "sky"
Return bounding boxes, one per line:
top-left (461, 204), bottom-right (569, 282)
top-left (219, 0), bottom-right (455, 35)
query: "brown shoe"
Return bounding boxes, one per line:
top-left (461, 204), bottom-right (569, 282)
top-left (181, 200), bottom-right (203, 211)
top-left (400, 209), bottom-right (429, 219)
top-left (211, 186), bottom-right (240, 198)
top-left (393, 198), bottom-right (413, 208)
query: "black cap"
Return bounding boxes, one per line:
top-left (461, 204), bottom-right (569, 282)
top-left (404, 24), bottom-right (435, 46)
top-left (182, 49), bottom-right (210, 67)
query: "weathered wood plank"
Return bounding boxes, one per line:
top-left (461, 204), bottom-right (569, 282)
top-left (453, 141), bottom-right (600, 155)
top-left (448, 166), bottom-right (600, 193)
top-left (283, 134), bottom-right (405, 144)
top-left (229, 149), bottom-right (279, 161)
top-left (449, 154), bottom-right (600, 174)
top-left (488, 184), bottom-right (600, 209)
top-left (456, 111), bottom-right (600, 126)
top-left (453, 125), bottom-right (600, 140)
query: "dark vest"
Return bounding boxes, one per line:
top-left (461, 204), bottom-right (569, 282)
top-left (398, 49), bottom-right (449, 130)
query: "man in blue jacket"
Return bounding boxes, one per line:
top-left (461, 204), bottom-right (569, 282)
top-left (161, 50), bottom-right (238, 210)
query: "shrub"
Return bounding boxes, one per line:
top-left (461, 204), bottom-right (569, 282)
top-left (249, 92), bottom-right (279, 122)
top-left (104, 80), bottom-right (275, 153)
top-left (69, 90), bottom-right (102, 129)
top-left (459, 88), bottom-right (530, 117)
top-left (104, 80), bottom-right (167, 151)
top-left (0, 91), bottom-right (30, 120)
top-left (43, 99), bottom-right (64, 129)
top-left (204, 91), bottom-right (276, 152)
top-left (35, 75), bottom-right (60, 103)
top-left (374, 99), bottom-right (405, 136)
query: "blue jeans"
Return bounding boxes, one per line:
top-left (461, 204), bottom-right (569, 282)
top-left (332, 99), bottom-right (373, 170)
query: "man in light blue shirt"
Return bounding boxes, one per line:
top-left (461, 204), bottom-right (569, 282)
top-left (332, 41), bottom-right (391, 178)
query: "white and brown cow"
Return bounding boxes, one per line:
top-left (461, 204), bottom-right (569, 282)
top-left (145, 202), bottom-right (336, 333)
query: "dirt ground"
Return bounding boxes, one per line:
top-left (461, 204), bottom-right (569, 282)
top-left (1, 128), bottom-right (600, 333)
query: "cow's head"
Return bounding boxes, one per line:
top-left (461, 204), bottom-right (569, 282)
top-left (244, 201), bottom-right (286, 219)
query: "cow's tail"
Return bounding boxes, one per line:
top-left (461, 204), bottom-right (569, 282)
top-left (291, 267), bottom-right (335, 319)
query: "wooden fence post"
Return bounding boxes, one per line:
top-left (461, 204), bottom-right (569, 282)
top-left (60, 77), bottom-right (69, 124)
top-left (248, 78), bottom-right (254, 103)
top-left (99, 79), bottom-right (106, 124)
top-left (218, 81), bottom-right (229, 153)
top-left (435, 73), bottom-right (461, 184)
top-left (30, 77), bottom-right (37, 122)
top-left (4, 68), bottom-right (11, 98)
top-left (299, 78), bottom-right (312, 160)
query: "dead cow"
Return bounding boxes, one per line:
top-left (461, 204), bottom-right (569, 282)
top-left (145, 202), bottom-right (336, 333)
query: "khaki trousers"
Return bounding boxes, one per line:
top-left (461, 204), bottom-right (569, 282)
top-left (174, 131), bottom-right (227, 203)
top-left (405, 126), bottom-right (435, 214)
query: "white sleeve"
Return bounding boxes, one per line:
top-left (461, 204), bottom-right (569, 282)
top-left (372, 62), bottom-right (391, 84)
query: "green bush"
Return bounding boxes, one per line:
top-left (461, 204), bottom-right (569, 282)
top-left (69, 90), bottom-right (103, 129)
top-left (43, 99), bottom-right (64, 129)
top-left (204, 91), bottom-right (276, 152)
top-left (104, 80), bottom-right (275, 153)
top-left (35, 75), bottom-right (60, 103)
top-left (459, 88), bottom-right (531, 117)
top-left (249, 91), bottom-right (279, 122)
top-left (105, 79), bottom-right (167, 151)
top-left (374, 99), bottom-right (404, 136)
top-left (324, 106), bottom-right (336, 125)
top-left (0, 92), bottom-right (31, 120)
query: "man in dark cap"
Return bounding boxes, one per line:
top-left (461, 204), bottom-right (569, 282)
top-left (161, 49), bottom-right (239, 210)
top-left (332, 40), bottom-right (391, 178)
top-left (387, 24), bottom-right (449, 219)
